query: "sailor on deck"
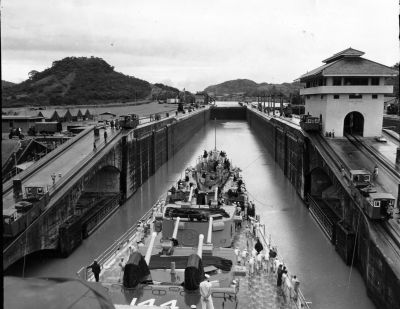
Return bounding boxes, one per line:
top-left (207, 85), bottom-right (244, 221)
top-left (234, 247), bottom-right (240, 264)
top-left (241, 249), bottom-right (248, 266)
top-left (200, 274), bottom-right (214, 309)
top-left (137, 222), bottom-right (144, 244)
top-left (248, 256), bottom-right (255, 276)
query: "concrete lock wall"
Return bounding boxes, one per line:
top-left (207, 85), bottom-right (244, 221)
top-left (83, 166), bottom-right (120, 193)
top-left (245, 107), bottom-right (400, 309)
top-left (246, 109), bottom-right (306, 199)
top-left (125, 109), bottom-right (210, 197)
top-left (4, 106), bottom-right (399, 308)
top-left (3, 142), bottom-right (124, 269)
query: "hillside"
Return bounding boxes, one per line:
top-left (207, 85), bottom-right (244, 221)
top-left (151, 83), bottom-right (180, 100)
top-left (204, 79), bottom-right (303, 100)
top-left (2, 57), bottom-right (152, 107)
top-left (2, 80), bottom-right (15, 89)
top-left (204, 79), bottom-right (258, 95)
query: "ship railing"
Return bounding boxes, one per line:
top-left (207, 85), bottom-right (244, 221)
top-left (77, 199), bottom-right (165, 281)
top-left (257, 223), bottom-right (312, 309)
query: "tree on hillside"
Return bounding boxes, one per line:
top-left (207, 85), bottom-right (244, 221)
top-left (28, 70), bottom-right (39, 80)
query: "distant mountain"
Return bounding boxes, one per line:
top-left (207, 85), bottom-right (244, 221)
top-left (204, 79), bottom-right (303, 100)
top-left (204, 79), bottom-right (258, 95)
top-left (2, 57), bottom-right (153, 107)
top-left (2, 80), bottom-right (16, 89)
top-left (151, 83), bottom-right (180, 100)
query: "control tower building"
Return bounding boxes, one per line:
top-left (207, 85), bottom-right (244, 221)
top-left (298, 48), bottom-right (398, 137)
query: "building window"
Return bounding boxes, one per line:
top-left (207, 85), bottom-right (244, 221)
top-left (349, 94), bottom-right (362, 99)
top-left (344, 77), bottom-right (368, 86)
top-left (371, 78), bottom-right (380, 85)
top-left (372, 94), bottom-right (378, 99)
top-left (334, 95), bottom-right (340, 99)
top-left (317, 78), bottom-right (326, 86)
top-left (333, 77), bottom-right (342, 86)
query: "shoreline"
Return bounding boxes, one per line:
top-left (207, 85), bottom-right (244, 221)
top-left (1, 99), bottom-right (154, 111)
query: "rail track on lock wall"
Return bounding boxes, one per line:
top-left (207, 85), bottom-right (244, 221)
top-left (308, 133), bottom-right (400, 262)
top-left (374, 222), bottom-right (400, 261)
top-left (345, 134), bottom-right (400, 181)
top-left (344, 134), bottom-right (400, 258)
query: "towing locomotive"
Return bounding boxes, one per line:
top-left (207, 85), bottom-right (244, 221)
top-left (347, 169), bottom-right (395, 220)
top-left (3, 183), bottom-right (50, 238)
top-left (300, 114), bottom-right (322, 132)
top-left (119, 114), bottom-right (140, 129)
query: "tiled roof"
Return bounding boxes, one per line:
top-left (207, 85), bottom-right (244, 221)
top-left (38, 110), bottom-right (60, 119)
top-left (2, 140), bottom-right (20, 167)
top-left (322, 47), bottom-right (365, 63)
top-left (298, 57), bottom-right (398, 81)
top-left (298, 62), bottom-right (337, 80)
top-left (324, 58), bottom-right (398, 76)
top-left (55, 109), bottom-right (72, 117)
top-left (59, 108), bottom-right (81, 117)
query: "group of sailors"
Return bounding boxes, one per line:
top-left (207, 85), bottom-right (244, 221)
top-left (234, 215), bottom-right (301, 302)
top-left (198, 150), bottom-right (230, 181)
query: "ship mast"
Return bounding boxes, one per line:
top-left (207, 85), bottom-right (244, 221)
top-left (214, 117), bottom-right (216, 150)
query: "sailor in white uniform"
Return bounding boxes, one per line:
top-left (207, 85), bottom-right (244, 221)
top-left (200, 274), bottom-right (214, 309)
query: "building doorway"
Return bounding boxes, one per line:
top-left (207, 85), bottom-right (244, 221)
top-left (343, 112), bottom-right (364, 136)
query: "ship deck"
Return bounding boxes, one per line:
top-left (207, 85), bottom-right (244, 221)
top-left (78, 166), bottom-right (309, 308)
top-left (90, 223), bottom-right (302, 309)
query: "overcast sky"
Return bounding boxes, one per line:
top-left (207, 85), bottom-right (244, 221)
top-left (1, 0), bottom-right (398, 91)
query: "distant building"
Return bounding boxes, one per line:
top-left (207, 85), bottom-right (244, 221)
top-left (58, 109), bottom-right (73, 122)
top-left (166, 98), bottom-right (180, 104)
top-left (298, 48), bottom-right (398, 137)
top-left (99, 112), bottom-right (116, 121)
top-left (37, 110), bottom-right (61, 122)
top-left (75, 109), bottom-right (84, 121)
top-left (2, 139), bottom-right (49, 182)
top-left (195, 93), bottom-right (206, 104)
top-left (83, 109), bottom-right (93, 120)
top-left (383, 97), bottom-right (397, 111)
top-left (2, 115), bottom-right (44, 133)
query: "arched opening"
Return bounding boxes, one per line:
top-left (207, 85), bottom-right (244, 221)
top-left (73, 166), bottom-right (121, 239)
top-left (343, 112), bottom-right (364, 136)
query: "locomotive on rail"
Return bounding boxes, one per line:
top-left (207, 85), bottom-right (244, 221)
top-left (3, 183), bottom-right (49, 238)
top-left (119, 114), bottom-right (140, 129)
top-left (347, 169), bottom-right (395, 220)
top-left (300, 114), bottom-right (322, 132)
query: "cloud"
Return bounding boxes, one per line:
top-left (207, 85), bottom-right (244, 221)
top-left (1, 0), bottom-right (398, 92)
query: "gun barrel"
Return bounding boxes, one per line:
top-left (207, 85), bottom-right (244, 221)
top-left (172, 217), bottom-right (180, 239)
top-left (197, 234), bottom-right (204, 257)
top-left (145, 232), bottom-right (157, 265)
top-left (207, 217), bottom-right (213, 244)
top-left (188, 187), bottom-right (194, 202)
